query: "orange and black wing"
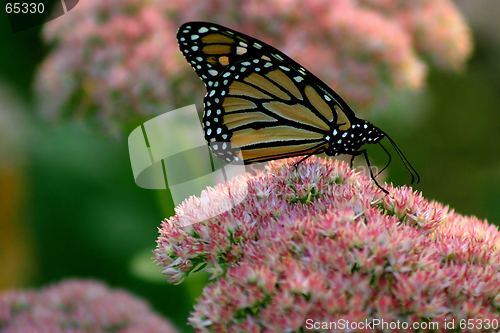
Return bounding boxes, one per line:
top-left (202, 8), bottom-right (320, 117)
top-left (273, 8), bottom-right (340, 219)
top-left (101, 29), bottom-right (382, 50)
top-left (177, 21), bottom-right (357, 164)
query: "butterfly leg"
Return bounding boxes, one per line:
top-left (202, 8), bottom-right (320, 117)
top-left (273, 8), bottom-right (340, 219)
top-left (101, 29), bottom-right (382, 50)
top-left (350, 155), bottom-right (356, 168)
top-left (293, 154), bottom-right (313, 170)
top-left (351, 149), bottom-right (389, 195)
top-left (376, 142), bottom-right (392, 177)
top-left (293, 146), bottom-right (327, 170)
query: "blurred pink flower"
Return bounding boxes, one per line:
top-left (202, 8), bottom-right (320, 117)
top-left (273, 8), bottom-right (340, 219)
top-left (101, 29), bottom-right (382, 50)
top-left (0, 279), bottom-right (178, 333)
top-left (155, 156), bottom-right (500, 332)
top-left (35, 0), bottom-right (472, 133)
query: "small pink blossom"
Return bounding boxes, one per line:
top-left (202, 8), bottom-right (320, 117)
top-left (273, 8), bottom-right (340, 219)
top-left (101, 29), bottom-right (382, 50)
top-left (0, 279), bottom-right (178, 333)
top-left (155, 156), bottom-right (500, 332)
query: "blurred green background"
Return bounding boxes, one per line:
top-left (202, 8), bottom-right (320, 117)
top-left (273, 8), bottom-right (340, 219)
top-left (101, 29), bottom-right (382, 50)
top-left (0, 1), bottom-right (499, 332)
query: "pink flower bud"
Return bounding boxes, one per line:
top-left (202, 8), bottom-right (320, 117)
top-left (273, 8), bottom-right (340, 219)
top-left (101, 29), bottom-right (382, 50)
top-left (155, 156), bottom-right (500, 331)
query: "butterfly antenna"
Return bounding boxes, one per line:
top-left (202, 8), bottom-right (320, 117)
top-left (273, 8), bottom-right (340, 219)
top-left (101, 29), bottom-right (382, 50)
top-left (383, 133), bottom-right (420, 184)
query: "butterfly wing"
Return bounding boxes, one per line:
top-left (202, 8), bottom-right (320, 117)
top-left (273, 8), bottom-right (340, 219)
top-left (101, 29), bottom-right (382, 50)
top-left (177, 22), bottom-right (357, 164)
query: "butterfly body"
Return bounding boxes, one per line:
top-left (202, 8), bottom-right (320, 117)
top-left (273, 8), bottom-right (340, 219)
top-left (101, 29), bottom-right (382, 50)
top-left (177, 22), bottom-right (418, 193)
top-left (324, 119), bottom-right (385, 157)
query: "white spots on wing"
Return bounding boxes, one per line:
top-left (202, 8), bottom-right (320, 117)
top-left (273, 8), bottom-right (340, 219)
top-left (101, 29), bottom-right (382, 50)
top-left (223, 72), bottom-right (231, 78)
top-left (222, 143), bottom-right (227, 150)
top-left (293, 76), bottom-right (303, 83)
top-left (333, 129), bottom-right (338, 136)
top-left (242, 61), bottom-right (251, 66)
top-left (207, 128), bottom-right (212, 135)
top-left (279, 66), bottom-right (290, 71)
top-left (264, 62), bottom-right (272, 68)
top-left (324, 95), bottom-right (331, 102)
top-left (208, 69), bottom-right (218, 76)
top-left (198, 27), bottom-right (209, 33)
top-left (191, 34), bottom-right (199, 40)
top-left (216, 109), bottom-right (221, 115)
top-left (213, 144), bottom-right (218, 150)
top-left (222, 134), bottom-right (228, 139)
top-left (191, 46), bottom-right (198, 51)
top-left (196, 57), bottom-right (203, 61)
top-left (325, 135), bottom-right (330, 141)
top-left (206, 109), bottom-right (211, 116)
top-left (254, 42), bottom-right (262, 49)
top-left (236, 47), bottom-right (247, 55)
top-left (209, 90), bottom-right (215, 97)
top-left (180, 37), bottom-right (185, 42)
top-left (217, 128), bottom-right (222, 134)
top-left (240, 67), bottom-right (246, 72)
top-left (273, 54), bottom-right (284, 61)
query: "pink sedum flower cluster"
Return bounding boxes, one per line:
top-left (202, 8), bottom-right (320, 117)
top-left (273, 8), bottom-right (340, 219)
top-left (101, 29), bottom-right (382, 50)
top-left (36, 0), bottom-right (471, 133)
top-left (155, 156), bottom-right (500, 332)
top-left (0, 279), bottom-right (178, 333)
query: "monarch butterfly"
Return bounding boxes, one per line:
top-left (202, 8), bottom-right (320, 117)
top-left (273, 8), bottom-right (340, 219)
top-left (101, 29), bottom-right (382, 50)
top-left (177, 22), bottom-right (419, 194)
